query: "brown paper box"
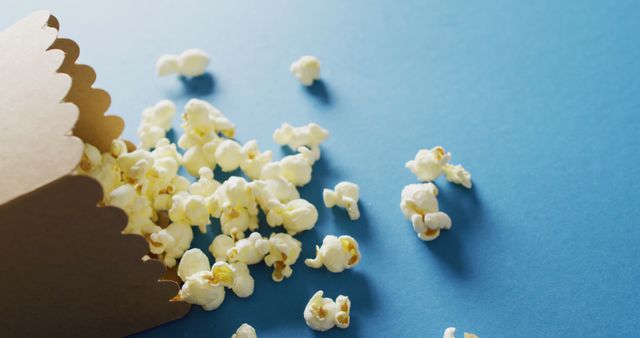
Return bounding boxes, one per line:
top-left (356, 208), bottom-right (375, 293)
top-left (0, 11), bottom-right (189, 337)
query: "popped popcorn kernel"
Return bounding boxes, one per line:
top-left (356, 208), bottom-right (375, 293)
top-left (261, 146), bottom-right (316, 187)
top-left (227, 232), bottom-right (270, 265)
top-left (232, 323), bottom-right (257, 338)
top-left (240, 140), bottom-right (272, 180)
top-left (273, 122), bottom-right (329, 160)
top-left (177, 270), bottom-right (226, 311)
top-left (443, 327), bottom-right (479, 338)
top-left (265, 199), bottom-right (318, 235)
top-left (189, 167), bottom-right (221, 198)
top-left (215, 139), bottom-right (243, 172)
top-left (209, 234), bottom-right (235, 262)
top-left (305, 235), bottom-right (360, 273)
top-left (177, 248), bottom-right (210, 282)
top-left (323, 181), bottom-right (360, 220)
top-left (405, 146), bottom-right (451, 182)
top-left (334, 295), bottom-right (351, 329)
top-left (169, 192), bottom-right (210, 233)
top-left (264, 233), bottom-right (302, 282)
top-left (157, 49), bottom-right (210, 77)
top-left (150, 221), bottom-right (193, 267)
top-left (290, 55), bottom-right (321, 86)
top-left (443, 164), bottom-right (472, 189)
top-left (137, 100), bottom-right (176, 149)
top-left (303, 291), bottom-right (350, 331)
top-left (400, 183), bottom-right (452, 241)
top-left (230, 262), bottom-right (254, 298)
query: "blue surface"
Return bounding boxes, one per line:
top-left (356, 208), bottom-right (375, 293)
top-left (3, 1), bottom-right (640, 337)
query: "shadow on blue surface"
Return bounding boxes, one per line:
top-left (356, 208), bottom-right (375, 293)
top-left (426, 183), bottom-right (484, 279)
top-left (304, 80), bottom-right (332, 105)
top-left (179, 72), bottom-right (216, 96)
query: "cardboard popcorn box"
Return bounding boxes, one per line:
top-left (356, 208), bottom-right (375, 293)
top-left (0, 11), bottom-right (189, 337)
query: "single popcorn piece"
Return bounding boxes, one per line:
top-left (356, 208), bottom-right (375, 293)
top-left (178, 248), bottom-right (211, 282)
top-left (400, 183), bottom-right (452, 241)
top-left (264, 233), bottom-right (302, 282)
top-left (251, 178), bottom-right (300, 214)
top-left (323, 181), bottom-right (360, 220)
top-left (290, 55), bottom-right (321, 86)
top-left (76, 142), bottom-right (121, 198)
top-left (207, 176), bottom-right (259, 238)
top-left (227, 232), bottom-right (270, 265)
top-left (273, 123), bottom-right (329, 160)
top-left (303, 291), bottom-right (350, 331)
top-left (260, 146), bottom-right (316, 187)
top-left (181, 99), bottom-right (235, 140)
top-left (157, 49), bottom-right (210, 77)
top-left (443, 164), bottom-right (472, 189)
top-left (169, 191), bottom-right (211, 233)
top-left (189, 167), bottom-right (221, 198)
top-left (230, 262), bottom-right (254, 298)
top-left (405, 146), bottom-right (451, 182)
top-left (240, 140), bottom-right (272, 180)
top-left (231, 323), bottom-right (257, 338)
top-left (305, 235), bottom-right (360, 273)
top-left (149, 221), bottom-right (193, 267)
top-left (137, 100), bottom-right (176, 149)
top-left (209, 234), bottom-right (236, 262)
top-left (264, 199), bottom-right (318, 235)
top-left (108, 184), bottom-right (159, 235)
top-left (215, 139), bottom-right (243, 172)
top-left (443, 327), bottom-right (479, 338)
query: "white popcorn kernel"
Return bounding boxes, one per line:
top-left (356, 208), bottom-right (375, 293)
top-left (182, 98), bottom-right (235, 139)
top-left (206, 177), bottom-right (259, 237)
top-left (261, 147), bottom-right (315, 187)
top-left (252, 178), bottom-right (300, 213)
top-left (137, 100), bottom-right (176, 149)
top-left (177, 248), bottom-right (210, 282)
top-left (182, 145), bottom-right (215, 177)
top-left (189, 167), bottom-right (221, 197)
top-left (156, 54), bottom-right (179, 76)
top-left (108, 184), bottom-right (159, 235)
top-left (273, 122), bottom-right (329, 160)
top-left (240, 140), bottom-right (272, 180)
top-left (305, 235), bottom-right (360, 273)
top-left (227, 232), bottom-right (270, 265)
top-left (231, 323), bottom-right (257, 338)
top-left (264, 233), bottom-right (302, 282)
top-left (405, 146), bottom-right (451, 182)
top-left (303, 291), bottom-right (339, 332)
top-left (265, 199), bottom-right (318, 235)
top-left (158, 49), bottom-right (210, 77)
top-left (78, 143), bottom-right (102, 172)
top-left (323, 181), bottom-right (360, 220)
top-left (209, 234), bottom-right (236, 262)
top-left (219, 207), bottom-right (259, 240)
top-left (117, 149), bottom-right (154, 184)
top-left (215, 139), bottom-right (243, 172)
top-left (334, 295), bottom-right (351, 329)
top-left (158, 222), bottom-right (194, 267)
top-left (443, 164), bottom-right (472, 189)
top-left (443, 327), bottom-right (479, 338)
top-left (211, 261), bottom-right (236, 288)
top-left (400, 183), bottom-right (452, 241)
top-left (178, 270), bottom-right (226, 311)
top-left (169, 192), bottom-right (211, 233)
top-left (290, 55), bottom-right (321, 86)
top-left (230, 262), bottom-right (254, 298)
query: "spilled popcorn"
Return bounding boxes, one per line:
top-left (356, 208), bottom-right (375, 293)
top-left (323, 181), bottom-right (360, 220)
top-left (443, 327), bottom-right (479, 338)
top-left (405, 146), bottom-right (472, 188)
top-left (290, 55), bottom-right (321, 86)
top-left (157, 48), bottom-right (210, 77)
top-left (303, 290), bottom-right (351, 331)
top-left (305, 235), bottom-right (360, 273)
top-left (231, 323), bottom-right (257, 338)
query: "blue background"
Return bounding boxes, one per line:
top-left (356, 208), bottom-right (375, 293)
top-left (2, 1), bottom-right (639, 337)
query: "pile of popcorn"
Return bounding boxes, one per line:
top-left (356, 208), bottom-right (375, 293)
top-left (75, 49), bottom-right (478, 336)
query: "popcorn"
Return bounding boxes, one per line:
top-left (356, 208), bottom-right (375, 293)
top-left (189, 167), bottom-right (221, 198)
top-left (443, 327), bottom-right (479, 338)
top-left (206, 176), bottom-right (259, 238)
top-left (264, 199), bottom-right (318, 235)
top-left (305, 235), bottom-right (360, 273)
top-left (78, 143), bottom-right (102, 172)
top-left (230, 262), bottom-right (254, 298)
top-left (303, 291), bottom-right (350, 331)
top-left (116, 149), bottom-right (154, 184)
top-left (240, 140), bottom-right (272, 180)
top-left (260, 146), bottom-right (315, 187)
top-left (400, 183), bottom-right (452, 241)
top-left (157, 49), bottom-right (210, 77)
top-left (177, 248), bottom-right (211, 282)
top-left (264, 233), bottom-right (302, 282)
top-left (169, 191), bottom-right (211, 233)
top-left (252, 178), bottom-right (300, 213)
top-left (137, 100), bottom-right (176, 149)
top-left (215, 139), bottom-right (243, 172)
top-left (273, 122), bottom-right (329, 160)
top-left (181, 99), bottom-right (235, 141)
top-left (77, 143), bottom-right (121, 198)
top-left (405, 146), bottom-right (451, 182)
top-left (290, 56), bottom-right (321, 86)
top-left (443, 164), bottom-right (472, 189)
top-left (231, 323), bottom-right (257, 338)
top-left (227, 232), bottom-right (270, 265)
top-left (177, 270), bottom-right (226, 311)
top-left (149, 222), bottom-right (193, 267)
top-left (108, 184), bottom-right (159, 235)
top-left (182, 143), bottom-right (217, 177)
top-left (209, 234), bottom-right (235, 262)
top-left (323, 181), bottom-right (360, 220)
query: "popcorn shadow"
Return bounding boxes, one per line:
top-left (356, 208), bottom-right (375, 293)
top-left (304, 80), bottom-right (332, 106)
top-left (425, 182), bottom-right (484, 279)
top-left (329, 203), bottom-right (372, 242)
top-left (179, 72), bottom-right (215, 97)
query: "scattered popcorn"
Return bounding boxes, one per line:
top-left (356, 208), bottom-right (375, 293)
top-left (227, 232), bottom-right (270, 265)
top-left (189, 167), bottom-right (221, 198)
top-left (260, 146), bottom-right (315, 187)
top-left (149, 221), bottom-right (193, 267)
top-left (264, 233), bottom-right (302, 282)
top-left (290, 55), bottom-right (321, 86)
top-left (264, 199), bottom-right (318, 235)
top-left (178, 248), bottom-right (211, 282)
top-left (137, 100), bottom-right (176, 149)
top-left (323, 181), bottom-right (360, 220)
top-left (240, 140), bottom-right (272, 180)
top-left (207, 176), bottom-right (259, 238)
top-left (108, 184), bottom-right (159, 235)
top-left (177, 270), bottom-right (227, 311)
top-left (443, 327), bottom-right (479, 338)
top-left (400, 183), bottom-right (452, 241)
top-left (230, 262), bottom-right (254, 297)
top-left (252, 178), bottom-right (300, 213)
top-left (169, 191), bottom-right (211, 233)
top-left (210, 234), bottom-right (236, 262)
top-left (305, 235), bottom-right (360, 273)
top-left (405, 146), bottom-right (450, 182)
top-left (76, 143), bottom-right (121, 197)
top-left (303, 291), bottom-right (350, 331)
top-left (443, 164), bottom-right (472, 189)
top-left (157, 49), bottom-right (210, 77)
top-left (273, 122), bottom-right (329, 160)
top-left (215, 139), bottom-right (243, 172)
top-left (231, 323), bottom-right (257, 338)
